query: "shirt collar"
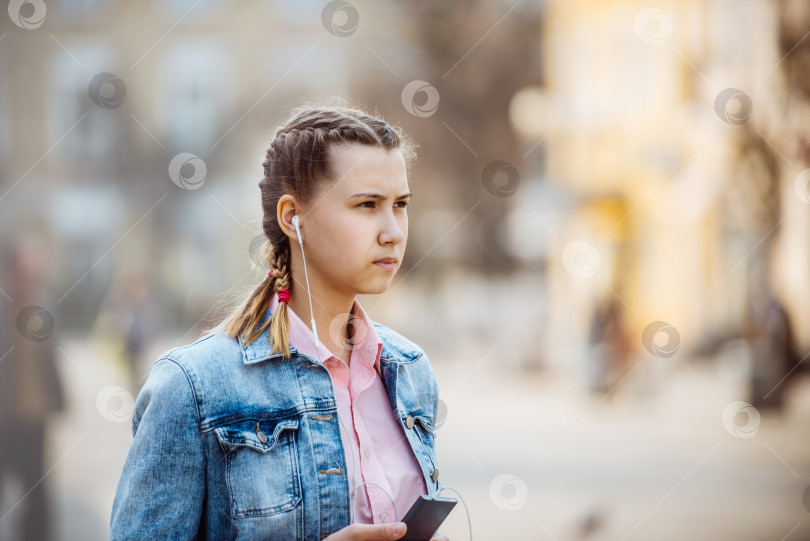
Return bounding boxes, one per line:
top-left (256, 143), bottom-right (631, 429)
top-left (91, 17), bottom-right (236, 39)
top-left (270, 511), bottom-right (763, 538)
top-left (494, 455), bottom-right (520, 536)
top-left (267, 290), bottom-right (384, 373)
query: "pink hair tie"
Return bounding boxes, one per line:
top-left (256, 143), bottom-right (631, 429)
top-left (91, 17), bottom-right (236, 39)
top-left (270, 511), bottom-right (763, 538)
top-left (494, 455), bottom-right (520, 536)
top-left (277, 288), bottom-right (290, 304)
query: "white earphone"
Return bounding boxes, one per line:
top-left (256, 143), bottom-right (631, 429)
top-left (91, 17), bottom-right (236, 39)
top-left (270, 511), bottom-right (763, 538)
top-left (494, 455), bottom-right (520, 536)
top-left (291, 213), bottom-right (318, 348)
top-left (292, 214), bottom-right (303, 245)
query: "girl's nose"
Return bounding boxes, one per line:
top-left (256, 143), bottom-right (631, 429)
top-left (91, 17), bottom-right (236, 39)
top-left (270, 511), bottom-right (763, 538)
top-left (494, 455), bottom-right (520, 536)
top-left (379, 212), bottom-right (405, 245)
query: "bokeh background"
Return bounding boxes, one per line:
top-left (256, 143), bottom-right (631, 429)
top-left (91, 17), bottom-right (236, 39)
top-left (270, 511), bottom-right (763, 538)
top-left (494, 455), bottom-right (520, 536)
top-left (2, 1), bottom-right (810, 540)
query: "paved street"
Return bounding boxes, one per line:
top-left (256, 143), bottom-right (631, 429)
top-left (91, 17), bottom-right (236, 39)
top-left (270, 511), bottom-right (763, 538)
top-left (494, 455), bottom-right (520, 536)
top-left (431, 357), bottom-right (810, 541)
top-left (9, 334), bottom-right (807, 541)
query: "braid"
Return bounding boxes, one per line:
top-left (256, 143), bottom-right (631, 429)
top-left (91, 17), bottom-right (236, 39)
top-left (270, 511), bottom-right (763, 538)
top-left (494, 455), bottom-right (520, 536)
top-left (269, 244), bottom-right (291, 289)
top-left (270, 248), bottom-right (292, 357)
top-left (241, 241), bottom-right (294, 357)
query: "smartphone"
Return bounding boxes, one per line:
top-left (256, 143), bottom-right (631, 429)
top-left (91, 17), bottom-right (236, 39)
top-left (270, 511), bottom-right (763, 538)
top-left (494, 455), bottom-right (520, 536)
top-left (399, 494), bottom-right (458, 540)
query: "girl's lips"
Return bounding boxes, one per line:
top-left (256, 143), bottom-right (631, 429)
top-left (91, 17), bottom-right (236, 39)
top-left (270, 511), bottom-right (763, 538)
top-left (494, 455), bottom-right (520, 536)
top-left (373, 261), bottom-right (397, 271)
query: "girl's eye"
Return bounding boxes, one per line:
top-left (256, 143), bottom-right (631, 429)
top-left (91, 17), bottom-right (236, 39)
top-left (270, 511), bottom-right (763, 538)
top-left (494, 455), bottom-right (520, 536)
top-left (358, 201), bottom-right (409, 208)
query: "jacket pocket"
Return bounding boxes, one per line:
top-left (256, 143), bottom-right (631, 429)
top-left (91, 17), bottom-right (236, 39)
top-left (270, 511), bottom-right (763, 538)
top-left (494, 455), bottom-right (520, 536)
top-left (214, 417), bottom-right (302, 518)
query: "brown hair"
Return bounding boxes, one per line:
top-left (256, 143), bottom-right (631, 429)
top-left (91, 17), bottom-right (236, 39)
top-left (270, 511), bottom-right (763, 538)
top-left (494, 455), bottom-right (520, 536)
top-left (201, 99), bottom-right (417, 358)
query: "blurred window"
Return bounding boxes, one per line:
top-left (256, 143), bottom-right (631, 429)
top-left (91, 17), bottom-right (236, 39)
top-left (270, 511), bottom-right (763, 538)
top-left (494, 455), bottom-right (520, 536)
top-left (155, 42), bottom-right (235, 152)
top-left (47, 46), bottom-right (123, 177)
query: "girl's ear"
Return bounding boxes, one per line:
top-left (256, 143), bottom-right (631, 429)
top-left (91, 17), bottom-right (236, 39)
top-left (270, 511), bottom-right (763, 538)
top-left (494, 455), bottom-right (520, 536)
top-left (277, 195), bottom-right (302, 243)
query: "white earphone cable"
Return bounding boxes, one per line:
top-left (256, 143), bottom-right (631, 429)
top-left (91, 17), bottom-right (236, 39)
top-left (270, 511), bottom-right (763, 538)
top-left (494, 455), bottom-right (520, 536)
top-left (435, 485), bottom-right (473, 541)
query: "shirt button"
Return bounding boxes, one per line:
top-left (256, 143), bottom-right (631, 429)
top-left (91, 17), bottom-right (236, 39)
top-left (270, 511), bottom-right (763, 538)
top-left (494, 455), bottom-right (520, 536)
top-left (405, 415), bottom-right (415, 429)
top-left (364, 448), bottom-right (371, 458)
top-left (380, 512), bottom-right (388, 521)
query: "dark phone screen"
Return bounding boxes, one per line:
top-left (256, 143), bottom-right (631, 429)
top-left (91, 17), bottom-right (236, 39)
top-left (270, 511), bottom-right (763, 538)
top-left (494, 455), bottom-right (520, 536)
top-left (400, 495), bottom-right (457, 540)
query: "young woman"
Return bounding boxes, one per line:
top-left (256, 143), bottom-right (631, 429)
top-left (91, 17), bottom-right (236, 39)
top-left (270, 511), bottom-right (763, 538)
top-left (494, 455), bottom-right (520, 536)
top-left (110, 103), bottom-right (449, 541)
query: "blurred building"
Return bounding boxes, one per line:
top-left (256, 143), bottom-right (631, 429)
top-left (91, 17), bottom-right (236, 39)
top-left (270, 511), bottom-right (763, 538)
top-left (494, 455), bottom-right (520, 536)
top-left (1, 1), bottom-right (416, 338)
top-left (508, 0), bottom-right (810, 391)
top-left (1, 0), bottom-right (807, 391)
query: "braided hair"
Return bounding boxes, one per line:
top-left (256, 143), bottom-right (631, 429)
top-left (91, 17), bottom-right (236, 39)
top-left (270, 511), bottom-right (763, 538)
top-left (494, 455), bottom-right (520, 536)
top-left (203, 99), bottom-right (417, 358)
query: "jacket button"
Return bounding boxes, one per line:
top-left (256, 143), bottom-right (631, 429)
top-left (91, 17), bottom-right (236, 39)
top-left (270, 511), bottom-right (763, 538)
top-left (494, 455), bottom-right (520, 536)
top-left (431, 468), bottom-right (439, 483)
top-left (255, 421), bottom-right (268, 444)
top-left (405, 415), bottom-right (415, 429)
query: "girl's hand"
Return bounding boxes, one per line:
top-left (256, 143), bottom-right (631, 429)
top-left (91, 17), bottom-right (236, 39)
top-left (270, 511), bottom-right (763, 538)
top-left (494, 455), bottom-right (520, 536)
top-left (323, 521), bottom-right (407, 540)
top-left (322, 521), bottom-right (450, 540)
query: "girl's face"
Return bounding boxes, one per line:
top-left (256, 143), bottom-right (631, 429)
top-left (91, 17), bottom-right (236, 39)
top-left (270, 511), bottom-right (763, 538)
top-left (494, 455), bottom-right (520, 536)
top-left (301, 143), bottom-right (410, 298)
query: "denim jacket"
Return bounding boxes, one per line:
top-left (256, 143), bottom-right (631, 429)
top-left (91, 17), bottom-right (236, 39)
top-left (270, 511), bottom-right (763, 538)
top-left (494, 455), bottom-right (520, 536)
top-left (110, 312), bottom-right (442, 541)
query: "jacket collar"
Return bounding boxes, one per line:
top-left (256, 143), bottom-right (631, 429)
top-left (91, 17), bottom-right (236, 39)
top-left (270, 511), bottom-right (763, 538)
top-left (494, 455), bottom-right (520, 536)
top-left (239, 301), bottom-right (422, 366)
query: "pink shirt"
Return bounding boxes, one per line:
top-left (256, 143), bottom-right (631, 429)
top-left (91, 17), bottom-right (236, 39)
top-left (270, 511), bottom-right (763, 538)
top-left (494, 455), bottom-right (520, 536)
top-left (268, 292), bottom-right (427, 524)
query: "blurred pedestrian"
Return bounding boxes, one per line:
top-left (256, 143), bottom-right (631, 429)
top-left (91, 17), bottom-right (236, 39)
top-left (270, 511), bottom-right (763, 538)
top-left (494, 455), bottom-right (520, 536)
top-left (587, 293), bottom-right (630, 396)
top-left (0, 229), bottom-right (66, 541)
top-left (746, 293), bottom-right (802, 411)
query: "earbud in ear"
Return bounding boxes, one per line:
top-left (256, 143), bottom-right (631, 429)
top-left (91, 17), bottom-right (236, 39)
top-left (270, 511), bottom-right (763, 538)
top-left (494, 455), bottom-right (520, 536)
top-left (292, 215), bottom-right (303, 245)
